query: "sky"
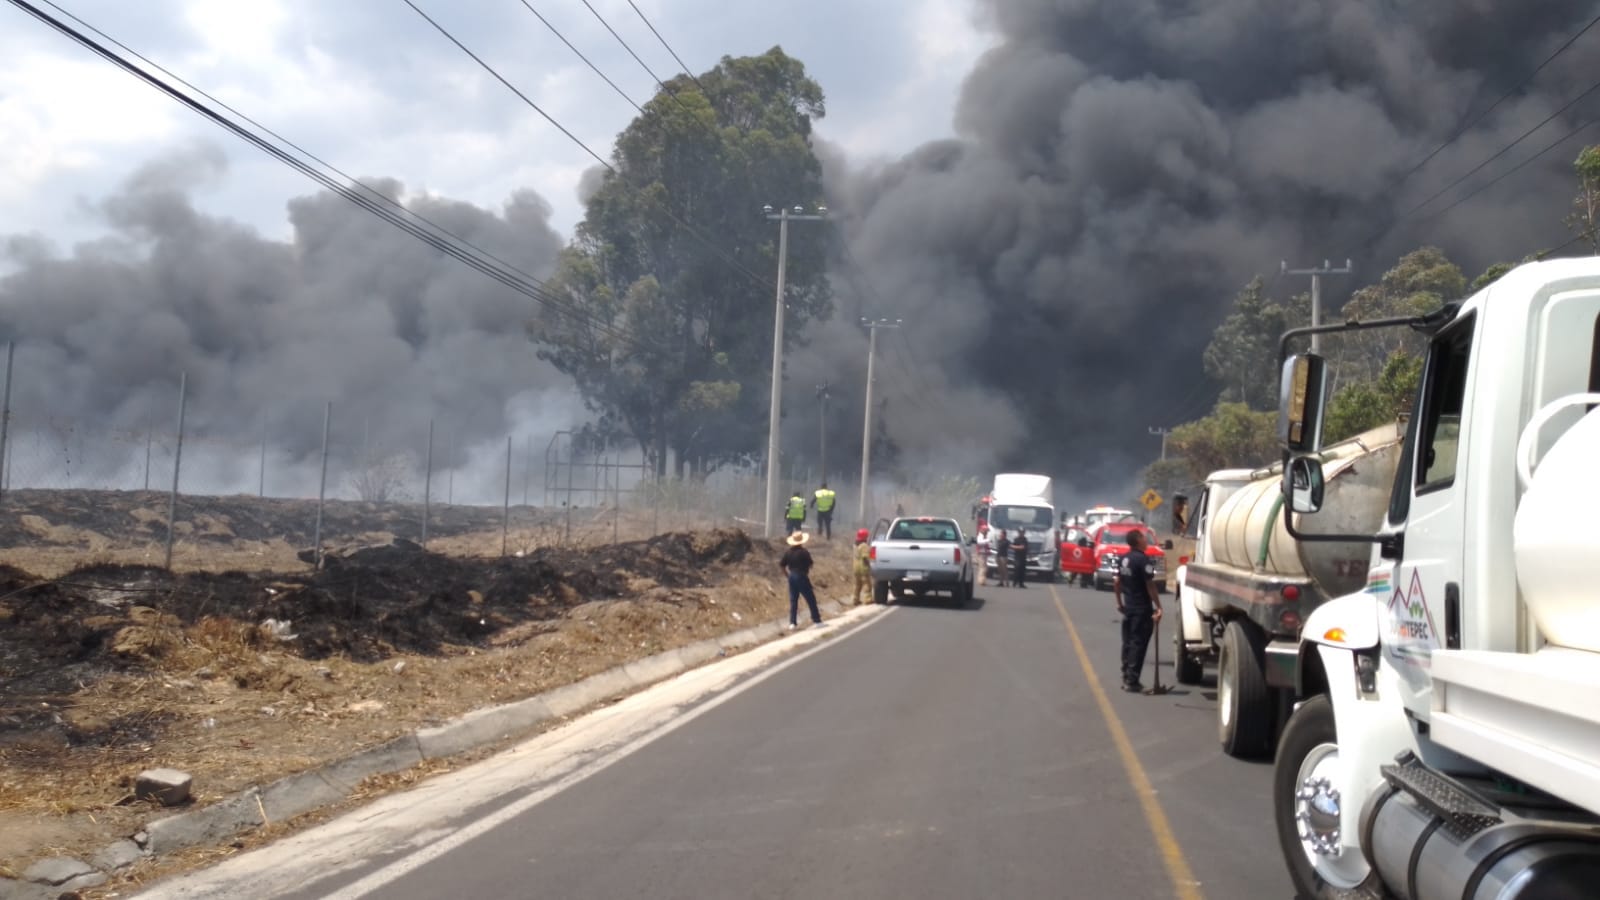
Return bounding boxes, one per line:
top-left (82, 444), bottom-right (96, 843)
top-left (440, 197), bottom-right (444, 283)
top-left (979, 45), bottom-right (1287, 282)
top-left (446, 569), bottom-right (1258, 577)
top-left (3, 0), bottom-right (1598, 507)
top-left (0, 0), bottom-right (992, 246)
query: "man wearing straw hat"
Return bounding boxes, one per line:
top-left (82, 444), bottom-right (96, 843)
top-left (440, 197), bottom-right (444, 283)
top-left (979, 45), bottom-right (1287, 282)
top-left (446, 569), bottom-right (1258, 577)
top-left (780, 531), bottom-right (825, 630)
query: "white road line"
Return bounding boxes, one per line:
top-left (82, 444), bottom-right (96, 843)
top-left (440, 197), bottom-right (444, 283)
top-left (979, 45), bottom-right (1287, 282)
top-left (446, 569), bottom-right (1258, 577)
top-left (319, 607), bottom-right (895, 899)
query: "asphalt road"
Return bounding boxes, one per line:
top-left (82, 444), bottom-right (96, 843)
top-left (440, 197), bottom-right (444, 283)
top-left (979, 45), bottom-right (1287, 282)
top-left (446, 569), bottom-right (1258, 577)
top-left (286, 579), bottom-right (1296, 899)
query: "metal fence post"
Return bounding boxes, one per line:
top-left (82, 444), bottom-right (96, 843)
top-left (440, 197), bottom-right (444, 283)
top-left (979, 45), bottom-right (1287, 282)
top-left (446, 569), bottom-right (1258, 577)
top-left (0, 342), bottom-right (13, 506)
top-left (422, 418), bottom-right (434, 549)
top-left (163, 371), bottom-right (188, 569)
top-left (143, 414), bottom-right (152, 491)
top-left (312, 401), bottom-right (331, 569)
top-left (564, 432), bottom-right (575, 543)
top-left (502, 434), bottom-right (512, 557)
top-left (258, 412), bottom-right (267, 497)
top-left (611, 457), bottom-right (619, 544)
top-left (522, 434), bottom-right (531, 506)
top-left (446, 431), bottom-right (455, 506)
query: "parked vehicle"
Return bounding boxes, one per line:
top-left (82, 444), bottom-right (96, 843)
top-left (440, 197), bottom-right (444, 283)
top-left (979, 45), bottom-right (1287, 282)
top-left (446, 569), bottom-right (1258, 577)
top-left (1169, 423), bottom-right (1403, 759)
top-left (983, 474), bottom-right (1058, 581)
top-left (1059, 523), bottom-right (1099, 586)
top-left (868, 516), bottom-right (974, 605)
top-left (1089, 522), bottom-right (1168, 592)
top-left (1264, 258), bottom-right (1600, 899)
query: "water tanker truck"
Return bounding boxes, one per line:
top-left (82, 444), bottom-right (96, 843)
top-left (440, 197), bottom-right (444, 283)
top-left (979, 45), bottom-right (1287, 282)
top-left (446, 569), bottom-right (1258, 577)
top-left (1264, 258), bottom-right (1600, 899)
top-left (1172, 422), bottom-right (1403, 759)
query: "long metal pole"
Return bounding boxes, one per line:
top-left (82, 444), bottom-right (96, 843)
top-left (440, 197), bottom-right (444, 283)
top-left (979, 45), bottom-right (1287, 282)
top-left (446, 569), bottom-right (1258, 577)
top-left (858, 325), bottom-right (877, 527)
top-left (817, 382), bottom-right (828, 485)
top-left (522, 434), bottom-right (532, 506)
top-left (312, 401), bottom-right (331, 569)
top-left (143, 415), bottom-right (153, 491)
top-left (565, 433), bottom-right (576, 542)
top-left (163, 372), bottom-right (188, 569)
top-left (447, 431), bottom-right (455, 505)
top-left (422, 418), bottom-right (434, 548)
top-left (502, 434), bottom-right (512, 557)
top-left (1310, 273), bottom-right (1322, 355)
top-left (0, 342), bottom-right (13, 505)
top-left (763, 210), bottom-right (789, 538)
top-left (612, 457), bottom-right (620, 544)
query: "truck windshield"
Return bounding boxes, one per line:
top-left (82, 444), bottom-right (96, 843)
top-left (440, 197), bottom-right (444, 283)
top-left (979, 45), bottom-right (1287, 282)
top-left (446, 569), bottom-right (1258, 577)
top-left (1100, 530), bottom-right (1140, 546)
top-left (990, 506), bottom-right (1051, 529)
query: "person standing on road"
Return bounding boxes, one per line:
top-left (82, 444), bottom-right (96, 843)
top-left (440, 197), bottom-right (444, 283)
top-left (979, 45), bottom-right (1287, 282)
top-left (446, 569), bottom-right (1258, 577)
top-left (1009, 528), bottom-right (1029, 588)
top-left (780, 531), bottom-right (824, 629)
top-left (812, 482), bottom-right (837, 540)
top-left (853, 528), bottom-right (873, 605)
top-left (785, 490), bottom-right (807, 535)
top-left (1112, 529), bottom-right (1164, 692)
top-left (975, 521), bottom-right (990, 585)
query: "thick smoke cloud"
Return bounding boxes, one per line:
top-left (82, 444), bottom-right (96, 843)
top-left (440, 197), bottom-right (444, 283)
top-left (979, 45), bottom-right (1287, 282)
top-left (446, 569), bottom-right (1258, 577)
top-left (0, 144), bottom-right (578, 496)
top-left (815, 0), bottom-right (1599, 506)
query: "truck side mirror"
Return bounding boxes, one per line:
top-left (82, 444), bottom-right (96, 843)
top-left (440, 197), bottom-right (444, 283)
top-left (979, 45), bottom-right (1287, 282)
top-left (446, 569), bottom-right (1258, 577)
top-left (1278, 353), bottom-right (1328, 454)
top-left (1284, 456), bottom-right (1326, 514)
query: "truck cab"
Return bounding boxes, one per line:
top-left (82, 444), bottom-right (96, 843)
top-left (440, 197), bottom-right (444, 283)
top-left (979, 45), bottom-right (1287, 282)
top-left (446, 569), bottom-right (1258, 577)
top-left (1089, 522), bottom-right (1167, 592)
top-left (1267, 258), bottom-right (1600, 899)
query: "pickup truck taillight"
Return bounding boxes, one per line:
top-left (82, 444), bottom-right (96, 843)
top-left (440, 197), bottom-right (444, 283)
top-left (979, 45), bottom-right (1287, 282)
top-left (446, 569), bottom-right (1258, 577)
top-left (869, 546), bottom-right (877, 560)
top-left (954, 548), bottom-right (962, 564)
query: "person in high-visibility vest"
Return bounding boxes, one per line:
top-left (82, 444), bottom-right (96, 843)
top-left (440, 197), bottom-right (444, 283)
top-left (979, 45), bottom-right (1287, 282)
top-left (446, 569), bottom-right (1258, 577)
top-left (785, 491), bottom-right (807, 535)
top-left (811, 482), bottom-right (837, 540)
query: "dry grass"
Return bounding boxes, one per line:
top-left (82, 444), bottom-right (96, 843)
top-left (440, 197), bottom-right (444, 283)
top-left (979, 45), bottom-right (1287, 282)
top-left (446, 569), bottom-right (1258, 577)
top-left (0, 536), bottom-right (855, 884)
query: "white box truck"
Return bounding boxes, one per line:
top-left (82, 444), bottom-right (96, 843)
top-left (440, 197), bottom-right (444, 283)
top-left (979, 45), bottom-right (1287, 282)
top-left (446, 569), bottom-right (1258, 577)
top-left (985, 473), bottom-right (1058, 582)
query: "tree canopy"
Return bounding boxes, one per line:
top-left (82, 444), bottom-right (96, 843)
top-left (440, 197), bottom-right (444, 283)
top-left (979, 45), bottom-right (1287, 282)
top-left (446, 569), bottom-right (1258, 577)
top-left (532, 47), bottom-right (832, 476)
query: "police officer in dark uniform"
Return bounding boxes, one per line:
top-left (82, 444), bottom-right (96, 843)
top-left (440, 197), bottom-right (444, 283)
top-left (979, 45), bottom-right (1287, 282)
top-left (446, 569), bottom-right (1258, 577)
top-left (1113, 529), bottom-right (1164, 692)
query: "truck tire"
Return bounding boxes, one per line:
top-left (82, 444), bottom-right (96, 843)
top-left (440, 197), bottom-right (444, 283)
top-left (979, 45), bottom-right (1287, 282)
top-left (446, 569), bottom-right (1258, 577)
top-left (1217, 620), bottom-right (1273, 759)
top-left (1273, 695), bottom-right (1380, 898)
top-left (873, 580), bottom-right (889, 605)
top-left (1173, 620), bottom-right (1203, 687)
top-left (954, 579), bottom-right (971, 607)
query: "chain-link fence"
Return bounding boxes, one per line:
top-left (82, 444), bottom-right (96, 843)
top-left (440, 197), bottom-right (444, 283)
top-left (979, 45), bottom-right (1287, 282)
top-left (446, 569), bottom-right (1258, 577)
top-left (0, 343), bottom-right (972, 576)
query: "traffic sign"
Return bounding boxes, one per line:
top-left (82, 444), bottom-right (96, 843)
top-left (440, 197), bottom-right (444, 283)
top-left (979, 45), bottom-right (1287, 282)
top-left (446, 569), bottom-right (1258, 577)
top-left (1140, 488), bottom-right (1163, 511)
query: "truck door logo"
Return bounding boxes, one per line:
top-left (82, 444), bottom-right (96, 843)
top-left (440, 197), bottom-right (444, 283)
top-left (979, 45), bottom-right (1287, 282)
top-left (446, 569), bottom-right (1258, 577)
top-left (1386, 569), bottom-right (1439, 659)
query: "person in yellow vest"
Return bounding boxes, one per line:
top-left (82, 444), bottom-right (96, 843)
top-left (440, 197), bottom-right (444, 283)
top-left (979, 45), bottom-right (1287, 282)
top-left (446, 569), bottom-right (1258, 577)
top-left (853, 528), bottom-right (873, 604)
top-left (785, 490), bottom-right (807, 535)
top-left (811, 481), bottom-right (838, 540)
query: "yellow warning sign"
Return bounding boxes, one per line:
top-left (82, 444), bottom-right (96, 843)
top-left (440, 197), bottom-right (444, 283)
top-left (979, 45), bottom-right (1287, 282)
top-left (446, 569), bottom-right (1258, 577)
top-left (1140, 488), bottom-right (1163, 511)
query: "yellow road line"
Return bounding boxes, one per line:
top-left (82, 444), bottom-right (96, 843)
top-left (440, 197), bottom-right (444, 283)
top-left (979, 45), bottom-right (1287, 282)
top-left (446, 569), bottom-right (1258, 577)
top-left (1050, 585), bottom-right (1204, 900)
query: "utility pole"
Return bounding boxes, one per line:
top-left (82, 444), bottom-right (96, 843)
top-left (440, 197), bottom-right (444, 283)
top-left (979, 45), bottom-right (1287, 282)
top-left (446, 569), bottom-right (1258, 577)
top-left (1149, 426), bottom-right (1171, 461)
top-left (761, 204), bottom-right (827, 538)
top-left (857, 318), bottom-right (901, 527)
top-left (1281, 259), bottom-right (1353, 354)
top-left (816, 382), bottom-right (830, 484)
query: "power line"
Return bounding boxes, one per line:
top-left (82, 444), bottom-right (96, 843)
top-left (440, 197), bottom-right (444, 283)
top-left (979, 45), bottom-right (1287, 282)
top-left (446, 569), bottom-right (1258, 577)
top-left (7, 0), bottom-right (660, 354)
top-left (1358, 73), bottom-right (1600, 251)
top-left (1419, 115), bottom-right (1600, 224)
top-left (622, 0), bottom-right (707, 94)
top-left (404, 0), bottom-right (774, 294)
top-left (1390, 11), bottom-right (1600, 192)
top-left (516, 0), bottom-right (644, 114)
top-left (19, 0), bottom-right (646, 351)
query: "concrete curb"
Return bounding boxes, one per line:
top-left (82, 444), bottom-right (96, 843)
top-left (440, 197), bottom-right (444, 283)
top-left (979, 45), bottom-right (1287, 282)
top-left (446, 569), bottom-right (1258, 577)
top-left (0, 597), bottom-right (872, 897)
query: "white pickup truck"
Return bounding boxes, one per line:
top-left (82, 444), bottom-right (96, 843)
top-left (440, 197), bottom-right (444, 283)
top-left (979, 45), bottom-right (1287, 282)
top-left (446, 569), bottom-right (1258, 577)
top-left (869, 516), bottom-right (975, 606)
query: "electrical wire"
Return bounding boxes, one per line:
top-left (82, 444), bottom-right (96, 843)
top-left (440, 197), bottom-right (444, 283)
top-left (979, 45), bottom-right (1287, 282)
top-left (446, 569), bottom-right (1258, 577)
top-left (1389, 11), bottom-right (1600, 193)
top-left (516, 0), bottom-right (644, 114)
top-left (622, 0), bottom-right (707, 94)
top-left (1418, 115), bottom-right (1600, 225)
top-left (22, 0), bottom-right (648, 351)
top-left (404, 0), bottom-right (775, 294)
top-left (6, 0), bottom-right (662, 354)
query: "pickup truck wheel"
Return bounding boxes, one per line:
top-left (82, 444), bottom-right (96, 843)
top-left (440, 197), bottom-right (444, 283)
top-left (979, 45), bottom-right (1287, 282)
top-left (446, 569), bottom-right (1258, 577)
top-left (872, 580), bottom-right (889, 605)
top-left (1273, 695), bottom-right (1379, 898)
top-left (1218, 621), bottom-right (1273, 759)
top-left (1173, 606), bottom-right (1203, 686)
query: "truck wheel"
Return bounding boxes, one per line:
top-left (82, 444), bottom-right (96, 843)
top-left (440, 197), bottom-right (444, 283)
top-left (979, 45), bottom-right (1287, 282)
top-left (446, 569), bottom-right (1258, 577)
top-left (1217, 621), bottom-right (1273, 759)
top-left (1273, 695), bottom-right (1378, 898)
top-left (1173, 622), bottom-right (1203, 687)
top-left (873, 580), bottom-right (889, 605)
top-left (954, 580), bottom-right (971, 607)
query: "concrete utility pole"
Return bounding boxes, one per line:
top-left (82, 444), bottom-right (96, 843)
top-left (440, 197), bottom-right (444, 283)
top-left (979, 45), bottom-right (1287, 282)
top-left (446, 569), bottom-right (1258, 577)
top-left (762, 204), bottom-right (827, 538)
top-left (1149, 426), bottom-right (1171, 461)
top-left (816, 382), bottom-right (830, 483)
top-left (857, 318), bottom-right (901, 527)
top-left (1281, 259), bottom-right (1353, 354)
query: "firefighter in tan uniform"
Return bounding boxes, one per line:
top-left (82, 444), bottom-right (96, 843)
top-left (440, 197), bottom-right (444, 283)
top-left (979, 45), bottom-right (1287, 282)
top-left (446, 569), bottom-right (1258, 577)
top-left (853, 528), bottom-right (873, 604)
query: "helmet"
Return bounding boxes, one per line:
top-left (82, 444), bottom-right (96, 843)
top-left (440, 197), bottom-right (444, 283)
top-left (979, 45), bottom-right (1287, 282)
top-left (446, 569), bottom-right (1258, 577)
top-left (856, 528), bottom-right (869, 542)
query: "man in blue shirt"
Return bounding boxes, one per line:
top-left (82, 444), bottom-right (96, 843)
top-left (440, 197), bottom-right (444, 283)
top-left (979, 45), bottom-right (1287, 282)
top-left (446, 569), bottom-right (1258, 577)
top-left (1112, 529), bottom-right (1164, 692)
